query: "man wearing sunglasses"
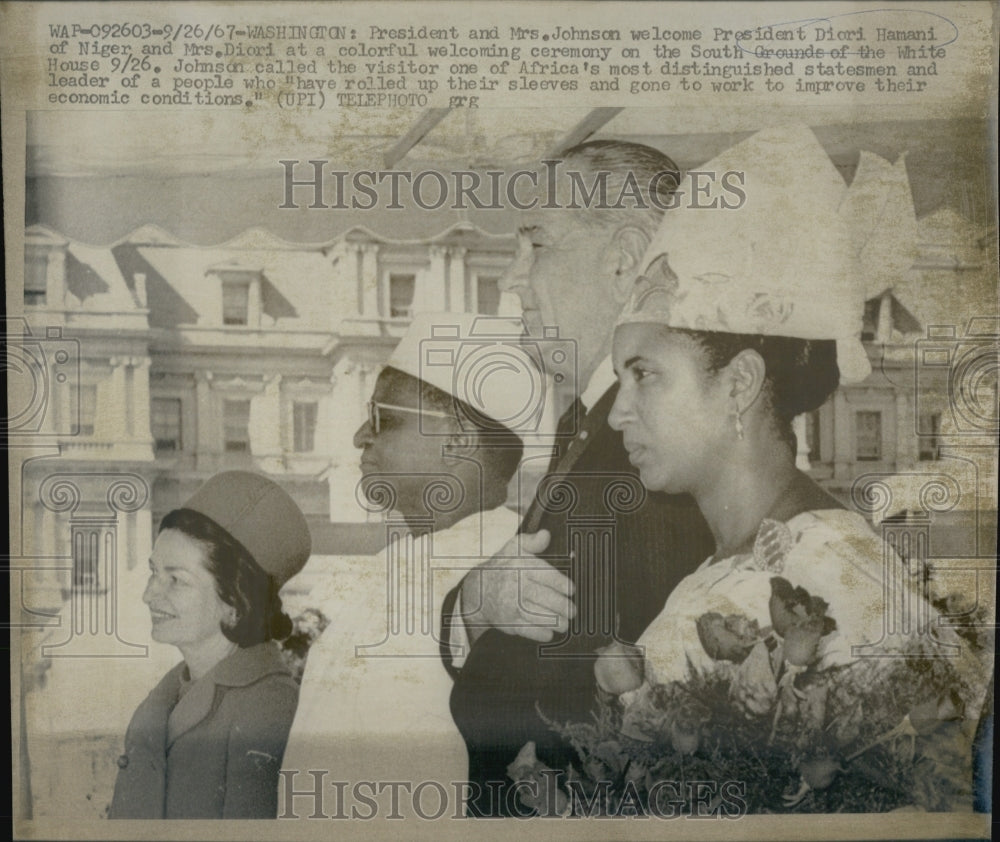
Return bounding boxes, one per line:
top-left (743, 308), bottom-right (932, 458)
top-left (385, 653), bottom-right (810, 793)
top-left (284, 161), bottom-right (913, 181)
top-left (281, 312), bottom-right (530, 813)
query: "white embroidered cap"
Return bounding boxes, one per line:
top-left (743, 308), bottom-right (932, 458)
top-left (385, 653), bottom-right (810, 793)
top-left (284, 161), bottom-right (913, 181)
top-left (386, 311), bottom-right (545, 439)
top-left (618, 125), bottom-right (917, 383)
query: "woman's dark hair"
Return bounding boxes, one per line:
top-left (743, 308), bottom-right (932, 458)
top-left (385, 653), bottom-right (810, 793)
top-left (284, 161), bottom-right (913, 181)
top-left (681, 329), bottom-right (840, 448)
top-left (158, 508), bottom-right (293, 646)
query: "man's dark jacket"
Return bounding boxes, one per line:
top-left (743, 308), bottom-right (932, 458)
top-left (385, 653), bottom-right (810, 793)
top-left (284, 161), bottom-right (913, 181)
top-left (442, 385), bottom-right (714, 816)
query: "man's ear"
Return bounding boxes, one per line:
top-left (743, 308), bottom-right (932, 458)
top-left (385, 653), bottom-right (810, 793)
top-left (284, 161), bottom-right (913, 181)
top-left (726, 348), bottom-right (767, 414)
top-left (441, 431), bottom-right (479, 465)
top-left (606, 225), bottom-right (652, 302)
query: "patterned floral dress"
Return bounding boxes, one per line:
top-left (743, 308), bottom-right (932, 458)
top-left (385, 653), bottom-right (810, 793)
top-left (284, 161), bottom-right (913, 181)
top-left (619, 509), bottom-right (992, 812)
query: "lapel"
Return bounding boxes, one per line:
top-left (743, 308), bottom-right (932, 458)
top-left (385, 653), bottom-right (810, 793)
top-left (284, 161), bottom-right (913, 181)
top-left (132, 663), bottom-right (185, 760)
top-left (166, 643), bottom-right (289, 747)
top-left (523, 385), bottom-right (618, 534)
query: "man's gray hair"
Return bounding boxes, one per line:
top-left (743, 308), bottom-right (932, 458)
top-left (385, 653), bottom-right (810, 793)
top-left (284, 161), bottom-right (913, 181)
top-left (558, 139), bottom-right (681, 234)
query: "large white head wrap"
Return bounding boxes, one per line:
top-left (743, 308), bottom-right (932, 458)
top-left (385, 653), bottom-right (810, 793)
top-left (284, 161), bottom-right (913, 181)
top-left (386, 311), bottom-right (544, 440)
top-left (618, 125), bottom-right (917, 383)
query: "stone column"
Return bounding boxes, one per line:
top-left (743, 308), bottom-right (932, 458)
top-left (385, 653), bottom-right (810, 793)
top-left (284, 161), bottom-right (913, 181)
top-left (194, 370), bottom-right (215, 472)
top-left (895, 391), bottom-right (916, 469)
top-left (448, 246), bottom-right (467, 312)
top-left (132, 357), bottom-right (152, 444)
top-left (250, 374), bottom-right (283, 472)
top-left (248, 276), bottom-right (262, 327)
top-left (96, 358), bottom-right (128, 442)
top-left (418, 245), bottom-right (448, 312)
top-left (832, 390), bottom-right (852, 480)
top-left (360, 243), bottom-right (380, 318)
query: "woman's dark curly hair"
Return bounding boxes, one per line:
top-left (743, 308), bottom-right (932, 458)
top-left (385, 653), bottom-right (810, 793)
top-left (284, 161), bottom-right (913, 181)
top-left (158, 508), bottom-right (293, 646)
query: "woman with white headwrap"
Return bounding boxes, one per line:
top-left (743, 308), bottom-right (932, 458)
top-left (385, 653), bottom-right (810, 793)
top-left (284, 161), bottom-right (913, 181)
top-left (593, 126), bottom-right (991, 813)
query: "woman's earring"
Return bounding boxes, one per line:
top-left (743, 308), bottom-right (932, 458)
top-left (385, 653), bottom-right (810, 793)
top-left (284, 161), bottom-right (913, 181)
top-left (733, 410), bottom-right (745, 441)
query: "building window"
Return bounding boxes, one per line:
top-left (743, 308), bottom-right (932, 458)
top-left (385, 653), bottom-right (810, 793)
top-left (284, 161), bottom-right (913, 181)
top-left (71, 384), bottom-right (97, 436)
top-left (855, 411), bottom-right (882, 461)
top-left (223, 399), bottom-right (251, 453)
top-left (388, 273), bottom-right (415, 319)
top-left (25, 249), bottom-right (48, 306)
top-left (805, 410), bottom-right (821, 462)
top-left (476, 275), bottom-right (501, 316)
top-left (919, 412), bottom-right (941, 461)
top-left (222, 282), bottom-right (249, 325)
top-left (73, 533), bottom-right (99, 590)
top-left (152, 397), bottom-right (183, 452)
top-left (293, 401), bottom-right (318, 452)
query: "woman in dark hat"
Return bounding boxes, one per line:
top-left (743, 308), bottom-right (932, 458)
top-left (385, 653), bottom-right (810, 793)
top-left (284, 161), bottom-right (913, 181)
top-left (109, 471), bottom-right (311, 819)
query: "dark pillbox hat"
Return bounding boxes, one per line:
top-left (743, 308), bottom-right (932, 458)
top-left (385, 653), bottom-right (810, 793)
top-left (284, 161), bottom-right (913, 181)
top-left (181, 471), bottom-right (311, 587)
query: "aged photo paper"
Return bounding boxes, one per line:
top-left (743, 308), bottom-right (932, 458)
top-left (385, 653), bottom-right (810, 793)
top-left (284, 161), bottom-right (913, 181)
top-left (3, 1), bottom-right (997, 840)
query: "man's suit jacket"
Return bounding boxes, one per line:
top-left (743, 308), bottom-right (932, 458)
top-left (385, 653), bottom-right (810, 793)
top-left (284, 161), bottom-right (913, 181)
top-left (443, 385), bottom-right (714, 816)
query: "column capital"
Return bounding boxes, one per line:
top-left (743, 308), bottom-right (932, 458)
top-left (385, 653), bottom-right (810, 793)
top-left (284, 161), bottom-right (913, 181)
top-left (39, 471), bottom-right (150, 519)
top-left (535, 471), bottom-right (646, 522)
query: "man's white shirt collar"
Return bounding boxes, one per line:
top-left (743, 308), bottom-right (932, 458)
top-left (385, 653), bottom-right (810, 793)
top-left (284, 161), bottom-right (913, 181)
top-left (580, 355), bottom-right (616, 414)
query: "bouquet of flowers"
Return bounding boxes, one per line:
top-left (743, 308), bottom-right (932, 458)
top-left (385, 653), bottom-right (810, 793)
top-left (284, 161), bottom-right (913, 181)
top-left (521, 575), bottom-right (987, 816)
top-left (279, 607), bottom-right (330, 683)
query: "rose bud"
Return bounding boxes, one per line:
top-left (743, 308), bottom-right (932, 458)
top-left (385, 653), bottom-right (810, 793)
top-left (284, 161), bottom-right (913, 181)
top-left (506, 741), bottom-right (542, 781)
top-left (800, 755), bottom-right (842, 791)
top-left (506, 742), bottom-right (569, 816)
top-left (909, 690), bottom-right (965, 736)
top-left (594, 641), bottom-right (644, 695)
top-left (696, 612), bottom-right (760, 663)
top-left (768, 577), bottom-right (836, 639)
top-left (783, 621), bottom-right (824, 666)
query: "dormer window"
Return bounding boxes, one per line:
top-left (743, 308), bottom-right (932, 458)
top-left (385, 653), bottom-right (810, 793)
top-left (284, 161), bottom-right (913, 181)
top-left (208, 261), bottom-right (262, 327)
top-left (222, 282), bottom-right (250, 325)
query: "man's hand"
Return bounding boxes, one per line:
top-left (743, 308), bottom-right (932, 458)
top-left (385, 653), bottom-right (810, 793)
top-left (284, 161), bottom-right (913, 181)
top-left (460, 530), bottom-right (576, 645)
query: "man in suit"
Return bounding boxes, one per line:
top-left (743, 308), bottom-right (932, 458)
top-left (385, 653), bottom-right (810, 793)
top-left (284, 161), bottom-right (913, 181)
top-left (441, 140), bottom-right (715, 816)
